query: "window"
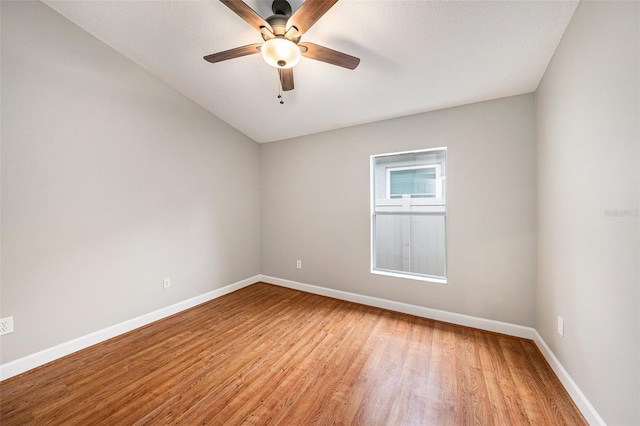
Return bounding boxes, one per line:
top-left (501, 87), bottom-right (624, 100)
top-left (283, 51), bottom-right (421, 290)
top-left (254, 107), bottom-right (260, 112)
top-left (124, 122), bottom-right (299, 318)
top-left (371, 148), bottom-right (447, 282)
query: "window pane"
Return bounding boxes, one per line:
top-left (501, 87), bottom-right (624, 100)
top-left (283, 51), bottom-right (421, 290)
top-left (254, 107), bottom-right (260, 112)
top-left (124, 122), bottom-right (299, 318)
top-left (374, 214), bottom-right (446, 278)
top-left (390, 168), bottom-right (437, 198)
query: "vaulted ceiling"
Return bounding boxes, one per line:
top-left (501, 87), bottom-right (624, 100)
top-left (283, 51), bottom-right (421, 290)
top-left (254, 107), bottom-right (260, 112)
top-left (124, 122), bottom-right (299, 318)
top-left (43, 0), bottom-right (579, 143)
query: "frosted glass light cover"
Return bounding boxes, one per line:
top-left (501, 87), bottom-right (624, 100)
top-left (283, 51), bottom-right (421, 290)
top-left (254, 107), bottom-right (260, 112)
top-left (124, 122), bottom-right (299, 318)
top-left (261, 38), bottom-right (301, 69)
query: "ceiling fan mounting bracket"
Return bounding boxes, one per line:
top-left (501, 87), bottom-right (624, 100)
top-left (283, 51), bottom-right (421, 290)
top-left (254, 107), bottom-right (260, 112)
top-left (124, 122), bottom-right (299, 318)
top-left (272, 0), bottom-right (292, 17)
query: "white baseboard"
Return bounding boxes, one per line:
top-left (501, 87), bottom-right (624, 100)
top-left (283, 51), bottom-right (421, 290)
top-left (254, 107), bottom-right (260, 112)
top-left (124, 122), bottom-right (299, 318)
top-left (532, 331), bottom-right (605, 426)
top-left (259, 275), bottom-right (604, 425)
top-left (0, 275), bottom-right (258, 381)
top-left (259, 275), bottom-right (535, 339)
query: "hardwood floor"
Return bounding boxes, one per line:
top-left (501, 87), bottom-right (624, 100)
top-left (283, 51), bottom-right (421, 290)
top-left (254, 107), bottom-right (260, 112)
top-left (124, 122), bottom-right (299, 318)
top-left (0, 282), bottom-right (586, 425)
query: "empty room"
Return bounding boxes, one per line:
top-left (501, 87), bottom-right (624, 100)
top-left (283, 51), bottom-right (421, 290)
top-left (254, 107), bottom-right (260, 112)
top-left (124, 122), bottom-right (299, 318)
top-left (1, 0), bottom-right (638, 425)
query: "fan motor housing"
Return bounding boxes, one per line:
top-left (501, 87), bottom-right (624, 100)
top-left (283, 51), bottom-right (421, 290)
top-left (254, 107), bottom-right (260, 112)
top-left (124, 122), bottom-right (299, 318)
top-left (266, 14), bottom-right (288, 36)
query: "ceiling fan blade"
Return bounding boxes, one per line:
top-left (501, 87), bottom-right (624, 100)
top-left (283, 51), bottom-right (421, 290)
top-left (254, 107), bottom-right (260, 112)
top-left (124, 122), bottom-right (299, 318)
top-left (203, 43), bottom-right (262, 63)
top-left (287, 0), bottom-right (338, 36)
top-left (298, 42), bottom-right (360, 70)
top-left (220, 0), bottom-right (273, 33)
top-left (279, 68), bottom-right (294, 91)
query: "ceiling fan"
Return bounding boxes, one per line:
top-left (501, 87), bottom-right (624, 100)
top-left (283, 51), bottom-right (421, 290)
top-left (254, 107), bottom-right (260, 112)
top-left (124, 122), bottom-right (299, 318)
top-left (203, 0), bottom-right (360, 92)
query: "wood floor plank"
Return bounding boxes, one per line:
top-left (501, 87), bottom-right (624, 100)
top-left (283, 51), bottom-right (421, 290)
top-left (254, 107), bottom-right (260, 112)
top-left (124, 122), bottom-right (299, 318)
top-left (475, 331), bottom-right (527, 425)
top-left (387, 317), bottom-right (430, 425)
top-left (0, 282), bottom-right (587, 425)
top-left (266, 304), bottom-right (375, 424)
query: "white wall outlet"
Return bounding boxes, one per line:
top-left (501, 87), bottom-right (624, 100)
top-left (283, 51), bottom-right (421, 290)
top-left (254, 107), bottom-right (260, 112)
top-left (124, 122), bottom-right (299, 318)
top-left (296, 260), bottom-right (302, 269)
top-left (0, 317), bottom-right (14, 335)
top-left (163, 277), bottom-right (171, 289)
top-left (557, 316), bottom-right (564, 337)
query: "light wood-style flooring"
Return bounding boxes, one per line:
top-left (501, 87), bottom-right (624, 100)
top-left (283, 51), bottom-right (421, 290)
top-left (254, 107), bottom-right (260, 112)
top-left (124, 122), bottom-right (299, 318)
top-left (0, 282), bottom-right (586, 425)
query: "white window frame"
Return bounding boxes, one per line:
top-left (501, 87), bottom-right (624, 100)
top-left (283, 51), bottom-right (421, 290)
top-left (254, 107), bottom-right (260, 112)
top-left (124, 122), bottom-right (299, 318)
top-left (370, 147), bottom-right (447, 284)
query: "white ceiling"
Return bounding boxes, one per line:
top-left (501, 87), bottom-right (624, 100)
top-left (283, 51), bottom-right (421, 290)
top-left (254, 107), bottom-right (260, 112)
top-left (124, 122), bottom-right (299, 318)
top-left (42, 0), bottom-right (578, 143)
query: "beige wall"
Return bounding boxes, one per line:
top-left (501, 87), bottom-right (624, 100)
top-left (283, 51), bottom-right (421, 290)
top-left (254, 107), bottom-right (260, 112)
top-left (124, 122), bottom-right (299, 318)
top-left (261, 94), bottom-right (537, 326)
top-left (536, 1), bottom-right (640, 424)
top-left (0, 1), bottom-right (261, 363)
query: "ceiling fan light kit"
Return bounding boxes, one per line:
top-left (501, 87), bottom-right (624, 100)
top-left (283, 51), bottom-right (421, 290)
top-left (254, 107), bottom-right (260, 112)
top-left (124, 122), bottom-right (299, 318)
top-left (204, 0), bottom-right (360, 93)
top-left (261, 37), bottom-right (300, 69)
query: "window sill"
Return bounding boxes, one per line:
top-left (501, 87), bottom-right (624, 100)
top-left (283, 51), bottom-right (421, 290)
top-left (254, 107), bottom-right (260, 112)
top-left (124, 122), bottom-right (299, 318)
top-left (371, 269), bottom-right (447, 284)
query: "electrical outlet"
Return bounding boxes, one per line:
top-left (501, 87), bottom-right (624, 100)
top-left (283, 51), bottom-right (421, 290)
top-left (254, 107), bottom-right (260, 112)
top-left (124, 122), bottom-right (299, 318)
top-left (557, 316), bottom-right (564, 337)
top-left (163, 277), bottom-right (171, 289)
top-left (296, 260), bottom-right (302, 269)
top-left (0, 317), bottom-right (14, 335)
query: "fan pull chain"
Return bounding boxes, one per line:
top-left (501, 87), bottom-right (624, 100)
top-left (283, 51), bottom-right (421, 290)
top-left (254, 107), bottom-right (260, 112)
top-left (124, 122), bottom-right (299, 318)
top-left (277, 85), bottom-right (284, 105)
top-left (278, 78), bottom-right (284, 105)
